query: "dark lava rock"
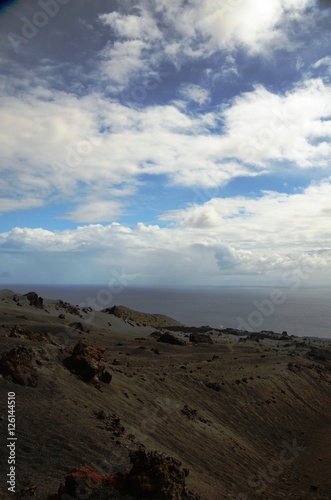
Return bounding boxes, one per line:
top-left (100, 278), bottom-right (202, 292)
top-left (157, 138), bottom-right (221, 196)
top-left (205, 381), bottom-right (221, 392)
top-left (24, 291), bottom-right (44, 309)
top-left (189, 333), bottom-right (213, 344)
top-left (64, 341), bottom-right (110, 384)
top-left (0, 346), bottom-right (39, 386)
top-left (100, 371), bottom-right (112, 384)
top-left (57, 300), bottom-right (81, 316)
top-left (157, 332), bottom-right (186, 346)
top-left (48, 450), bottom-right (200, 499)
top-left (126, 449), bottom-right (200, 499)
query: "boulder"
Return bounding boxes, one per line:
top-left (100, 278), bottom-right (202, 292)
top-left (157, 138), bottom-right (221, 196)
top-left (48, 451), bottom-right (200, 499)
top-left (157, 332), bottom-right (186, 346)
top-left (0, 346), bottom-right (39, 386)
top-left (57, 300), bottom-right (81, 316)
top-left (205, 381), bottom-right (221, 392)
top-left (47, 466), bottom-right (121, 500)
top-left (64, 341), bottom-right (110, 384)
top-left (125, 449), bottom-right (200, 499)
top-left (24, 291), bottom-right (44, 309)
top-left (189, 333), bottom-right (213, 344)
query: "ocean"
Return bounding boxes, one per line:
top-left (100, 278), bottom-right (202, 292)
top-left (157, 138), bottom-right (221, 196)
top-left (6, 284), bottom-right (331, 339)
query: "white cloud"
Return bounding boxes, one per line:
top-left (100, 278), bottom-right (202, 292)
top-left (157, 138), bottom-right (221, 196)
top-left (312, 56), bottom-right (331, 75)
top-left (0, 179), bottom-right (330, 284)
top-left (179, 84), bottom-right (210, 105)
top-left (218, 78), bottom-right (331, 167)
top-left (0, 77), bottom-right (330, 223)
top-left (96, 0), bottom-right (315, 90)
top-left (99, 10), bottom-right (163, 90)
top-left (148, 0), bottom-right (313, 60)
top-left (161, 178), bottom-right (331, 251)
top-left (101, 39), bottom-right (148, 87)
top-left (100, 12), bottom-right (162, 41)
top-left (0, 197), bottom-right (44, 214)
top-left (60, 200), bottom-right (124, 223)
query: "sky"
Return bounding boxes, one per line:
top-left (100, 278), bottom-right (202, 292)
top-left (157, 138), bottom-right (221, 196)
top-left (0, 0), bottom-right (330, 286)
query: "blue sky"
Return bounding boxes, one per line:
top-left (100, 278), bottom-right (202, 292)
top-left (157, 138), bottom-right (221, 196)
top-left (0, 0), bottom-right (330, 285)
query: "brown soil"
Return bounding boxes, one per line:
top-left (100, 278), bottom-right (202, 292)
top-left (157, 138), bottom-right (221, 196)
top-left (0, 289), bottom-right (330, 499)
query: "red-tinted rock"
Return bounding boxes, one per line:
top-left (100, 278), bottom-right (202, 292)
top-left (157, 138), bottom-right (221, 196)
top-left (47, 466), bottom-right (121, 499)
top-left (0, 346), bottom-right (39, 387)
top-left (64, 341), bottom-right (110, 384)
top-left (48, 451), bottom-right (200, 500)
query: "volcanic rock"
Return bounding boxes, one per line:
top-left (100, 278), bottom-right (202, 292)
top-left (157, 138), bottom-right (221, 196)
top-left (57, 300), bottom-right (82, 316)
top-left (189, 333), bottom-right (213, 344)
top-left (24, 291), bottom-right (44, 309)
top-left (125, 449), bottom-right (200, 499)
top-left (47, 466), bottom-right (121, 500)
top-left (205, 381), bottom-right (221, 392)
top-left (157, 332), bottom-right (186, 346)
top-left (48, 451), bottom-right (200, 500)
top-left (64, 340), bottom-right (110, 384)
top-left (0, 345), bottom-right (39, 386)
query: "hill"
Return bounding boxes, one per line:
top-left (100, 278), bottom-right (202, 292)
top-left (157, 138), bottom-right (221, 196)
top-left (0, 290), bottom-right (330, 499)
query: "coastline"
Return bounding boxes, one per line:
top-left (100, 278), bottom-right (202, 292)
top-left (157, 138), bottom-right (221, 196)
top-left (0, 289), bottom-right (331, 499)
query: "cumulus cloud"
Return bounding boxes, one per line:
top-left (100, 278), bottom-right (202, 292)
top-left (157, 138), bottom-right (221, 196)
top-left (0, 76), bottom-right (330, 223)
top-left (0, 179), bottom-right (330, 283)
top-left (160, 178), bottom-right (331, 250)
top-left (219, 78), bottom-right (331, 167)
top-left (150, 0), bottom-right (312, 58)
top-left (97, 0), bottom-right (315, 90)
